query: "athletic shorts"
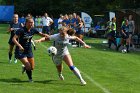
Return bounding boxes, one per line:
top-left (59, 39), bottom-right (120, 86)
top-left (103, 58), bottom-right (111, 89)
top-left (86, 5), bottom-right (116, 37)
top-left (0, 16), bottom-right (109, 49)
top-left (122, 32), bottom-right (129, 39)
top-left (52, 50), bottom-right (70, 66)
top-left (15, 50), bottom-right (33, 59)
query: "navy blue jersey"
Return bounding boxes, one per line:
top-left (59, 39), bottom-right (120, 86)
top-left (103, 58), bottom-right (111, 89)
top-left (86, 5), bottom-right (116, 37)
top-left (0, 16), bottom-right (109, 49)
top-left (15, 27), bottom-right (39, 52)
top-left (8, 22), bottom-right (22, 45)
top-left (122, 25), bottom-right (129, 33)
top-left (121, 25), bottom-right (129, 39)
top-left (9, 22), bottom-right (22, 38)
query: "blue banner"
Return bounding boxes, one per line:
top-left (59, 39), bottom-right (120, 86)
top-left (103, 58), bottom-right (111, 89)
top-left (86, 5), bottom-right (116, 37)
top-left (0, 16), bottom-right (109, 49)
top-left (0, 5), bottom-right (14, 21)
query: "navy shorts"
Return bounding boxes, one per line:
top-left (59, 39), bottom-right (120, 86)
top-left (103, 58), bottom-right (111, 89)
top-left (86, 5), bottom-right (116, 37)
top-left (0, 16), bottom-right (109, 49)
top-left (15, 50), bottom-right (33, 59)
top-left (122, 32), bottom-right (129, 39)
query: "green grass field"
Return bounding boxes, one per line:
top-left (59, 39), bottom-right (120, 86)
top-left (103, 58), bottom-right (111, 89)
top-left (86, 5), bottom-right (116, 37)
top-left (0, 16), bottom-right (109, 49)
top-left (0, 24), bottom-right (140, 93)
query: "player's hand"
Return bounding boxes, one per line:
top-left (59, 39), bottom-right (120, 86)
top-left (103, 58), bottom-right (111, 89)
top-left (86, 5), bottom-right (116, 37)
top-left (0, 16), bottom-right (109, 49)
top-left (34, 40), bottom-right (41, 43)
top-left (84, 44), bottom-right (91, 48)
top-left (19, 46), bottom-right (24, 51)
top-left (10, 28), bottom-right (14, 31)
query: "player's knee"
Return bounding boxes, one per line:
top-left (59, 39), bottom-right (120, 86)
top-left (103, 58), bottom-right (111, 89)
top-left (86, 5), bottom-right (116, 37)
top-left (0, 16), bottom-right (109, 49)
top-left (25, 62), bottom-right (32, 71)
top-left (69, 66), bottom-right (75, 70)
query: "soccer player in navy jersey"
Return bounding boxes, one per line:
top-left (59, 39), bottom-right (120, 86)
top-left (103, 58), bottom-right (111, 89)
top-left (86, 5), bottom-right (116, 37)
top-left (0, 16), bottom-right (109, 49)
top-left (117, 19), bottom-right (130, 52)
top-left (8, 14), bottom-right (24, 63)
top-left (12, 17), bottom-right (48, 82)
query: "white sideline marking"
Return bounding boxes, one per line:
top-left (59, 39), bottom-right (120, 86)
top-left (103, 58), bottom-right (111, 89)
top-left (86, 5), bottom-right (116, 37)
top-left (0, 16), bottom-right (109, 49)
top-left (38, 43), bottom-right (111, 93)
top-left (81, 71), bottom-right (111, 93)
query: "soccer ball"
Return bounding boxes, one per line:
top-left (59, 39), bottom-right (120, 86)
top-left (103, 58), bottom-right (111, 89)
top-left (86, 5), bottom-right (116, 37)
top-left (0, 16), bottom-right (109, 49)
top-left (47, 46), bottom-right (57, 55)
top-left (121, 49), bottom-right (127, 53)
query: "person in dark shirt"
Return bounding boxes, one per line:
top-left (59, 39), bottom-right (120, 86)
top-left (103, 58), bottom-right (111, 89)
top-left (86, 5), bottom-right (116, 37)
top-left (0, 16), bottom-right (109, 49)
top-left (12, 17), bottom-right (48, 82)
top-left (117, 19), bottom-right (130, 52)
top-left (8, 14), bottom-right (23, 63)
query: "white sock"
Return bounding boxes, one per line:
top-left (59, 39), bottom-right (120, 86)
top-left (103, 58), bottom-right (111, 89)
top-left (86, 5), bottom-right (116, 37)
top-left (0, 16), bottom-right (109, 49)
top-left (73, 67), bottom-right (83, 81)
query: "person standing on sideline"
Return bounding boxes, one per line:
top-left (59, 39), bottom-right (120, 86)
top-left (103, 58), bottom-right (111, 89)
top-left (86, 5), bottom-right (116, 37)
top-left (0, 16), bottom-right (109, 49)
top-left (75, 15), bottom-right (85, 47)
top-left (34, 27), bottom-right (91, 85)
top-left (128, 15), bottom-right (135, 49)
top-left (12, 17), bottom-right (48, 82)
top-left (58, 14), bottom-right (64, 29)
top-left (117, 19), bottom-right (130, 52)
top-left (8, 14), bottom-right (23, 63)
top-left (107, 17), bottom-right (117, 49)
top-left (42, 13), bottom-right (53, 35)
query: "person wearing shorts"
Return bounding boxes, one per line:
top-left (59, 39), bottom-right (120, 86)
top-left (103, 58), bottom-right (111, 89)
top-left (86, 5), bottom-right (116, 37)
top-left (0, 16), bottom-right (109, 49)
top-left (35, 26), bottom-right (91, 85)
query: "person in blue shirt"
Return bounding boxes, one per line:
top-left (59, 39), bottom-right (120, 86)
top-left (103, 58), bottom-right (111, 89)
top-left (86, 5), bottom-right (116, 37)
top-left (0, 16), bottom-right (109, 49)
top-left (12, 17), bottom-right (48, 82)
top-left (62, 14), bottom-right (70, 27)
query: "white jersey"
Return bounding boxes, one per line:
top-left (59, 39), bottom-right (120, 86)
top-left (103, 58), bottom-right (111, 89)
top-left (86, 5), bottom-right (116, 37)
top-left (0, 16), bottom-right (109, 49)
top-left (50, 33), bottom-right (75, 56)
top-left (42, 16), bottom-right (53, 26)
top-left (58, 18), bottom-right (63, 29)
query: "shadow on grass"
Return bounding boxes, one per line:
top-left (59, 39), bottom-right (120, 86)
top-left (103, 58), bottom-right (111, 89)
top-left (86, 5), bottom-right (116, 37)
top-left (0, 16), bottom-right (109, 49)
top-left (35, 80), bottom-right (57, 84)
top-left (0, 78), bottom-right (27, 84)
top-left (35, 80), bottom-right (81, 86)
top-left (0, 78), bottom-right (58, 85)
top-left (0, 78), bottom-right (80, 86)
top-left (0, 61), bottom-right (10, 64)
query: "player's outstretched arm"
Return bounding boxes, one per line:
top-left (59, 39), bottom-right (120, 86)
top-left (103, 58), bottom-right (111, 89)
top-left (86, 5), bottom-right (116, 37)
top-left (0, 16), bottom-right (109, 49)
top-left (34, 37), bottom-right (46, 43)
top-left (34, 36), bottom-right (50, 43)
top-left (74, 36), bottom-right (91, 48)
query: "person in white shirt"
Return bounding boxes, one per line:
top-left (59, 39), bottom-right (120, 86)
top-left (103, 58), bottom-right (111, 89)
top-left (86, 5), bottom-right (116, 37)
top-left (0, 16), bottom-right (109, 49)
top-left (128, 15), bottom-right (135, 48)
top-left (35, 26), bottom-right (91, 85)
top-left (58, 14), bottom-right (64, 29)
top-left (42, 13), bottom-right (53, 34)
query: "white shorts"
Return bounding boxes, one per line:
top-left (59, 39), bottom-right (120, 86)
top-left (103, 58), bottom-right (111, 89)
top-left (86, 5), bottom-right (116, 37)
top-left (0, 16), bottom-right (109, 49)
top-left (52, 50), bottom-right (70, 66)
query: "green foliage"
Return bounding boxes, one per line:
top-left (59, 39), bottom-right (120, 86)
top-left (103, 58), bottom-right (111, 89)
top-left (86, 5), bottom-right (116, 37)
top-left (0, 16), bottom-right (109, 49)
top-left (1, 0), bottom-right (139, 17)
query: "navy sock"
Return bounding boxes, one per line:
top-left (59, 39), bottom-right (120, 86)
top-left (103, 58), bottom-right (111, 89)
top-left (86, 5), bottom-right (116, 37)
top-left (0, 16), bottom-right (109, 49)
top-left (8, 52), bottom-right (12, 60)
top-left (26, 70), bottom-right (32, 80)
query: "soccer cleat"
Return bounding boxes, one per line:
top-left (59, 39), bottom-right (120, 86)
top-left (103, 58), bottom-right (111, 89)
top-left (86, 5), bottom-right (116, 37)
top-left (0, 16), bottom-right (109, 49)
top-left (59, 74), bottom-right (64, 80)
top-left (80, 79), bottom-right (87, 86)
top-left (22, 65), bottom-right (26, 74)
top-left (29, 79), bottom-right (34, 83)
top-left (14, 58), bottom-right (17, 63)
top-left (9, 59), bottom-right (12, 63)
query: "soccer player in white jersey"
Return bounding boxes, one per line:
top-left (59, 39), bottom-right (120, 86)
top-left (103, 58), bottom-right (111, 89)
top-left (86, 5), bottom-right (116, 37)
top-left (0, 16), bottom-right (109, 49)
top-left (35, 26), bottom-right (91, 85)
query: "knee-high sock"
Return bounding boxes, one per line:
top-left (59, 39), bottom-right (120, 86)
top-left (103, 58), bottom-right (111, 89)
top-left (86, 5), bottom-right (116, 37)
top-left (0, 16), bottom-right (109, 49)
top-left (8, 52), bottom-right (12, 60)
top-left (126, 44), bottom-right (129, 51)
top-left (70, 66), bottom-right (83, 81)
top-left (108, 39), bottom-right (112, 48)
top-left (26, 70), bottom-right (32, 80)
top-left (117, 44), bottom-right (121, 51)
